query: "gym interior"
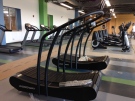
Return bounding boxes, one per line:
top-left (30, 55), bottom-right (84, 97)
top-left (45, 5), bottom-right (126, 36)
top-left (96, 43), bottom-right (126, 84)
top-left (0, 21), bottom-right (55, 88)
top-left (0, 0), bottom-right (135, 101)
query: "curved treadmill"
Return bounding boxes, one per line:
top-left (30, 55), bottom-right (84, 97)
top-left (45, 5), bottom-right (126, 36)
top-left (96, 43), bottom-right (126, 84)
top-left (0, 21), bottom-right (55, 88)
top-left (9, 11), bottom-right (105, 101)
top-left (0, 25), bottom-right (23, 53)
top-left (52, 54), bottom-right (109, 70)
top-left (52, 18), bottom-right (111, 70)
top-left (21, 23), bottom-right (51, 47)
top-left (10, 67), bottom-right (101, 101)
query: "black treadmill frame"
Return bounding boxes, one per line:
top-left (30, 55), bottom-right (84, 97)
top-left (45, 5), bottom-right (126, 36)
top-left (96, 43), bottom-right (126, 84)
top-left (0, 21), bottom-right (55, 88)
top-left (9, 11), bottom-right (107, 101)
top-left (52, 18), bottom-right (111, 70)
top-left (37, 11), bottom-right (104, 95)
top-left (0, 25), bottom-right (23, 53)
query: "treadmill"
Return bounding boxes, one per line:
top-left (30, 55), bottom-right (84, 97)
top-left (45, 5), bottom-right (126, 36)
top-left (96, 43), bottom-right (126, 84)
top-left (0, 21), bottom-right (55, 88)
top-left (41, 25), bottom-right (69, 44)
top-left (0, 24), bottom-right (23, 53)
top-left (9, 11), bottom-right (106, 101)
top-left (22, 23), bottom-right (51, 47)
top-left (39, 25), bottom-right (50, 41)
top-left (52, 18), bottom-right (111, 70)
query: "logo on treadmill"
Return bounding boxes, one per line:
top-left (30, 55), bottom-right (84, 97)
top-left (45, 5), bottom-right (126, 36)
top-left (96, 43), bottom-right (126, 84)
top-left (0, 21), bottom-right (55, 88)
top-left (19, 85), bottom-right (35, 90)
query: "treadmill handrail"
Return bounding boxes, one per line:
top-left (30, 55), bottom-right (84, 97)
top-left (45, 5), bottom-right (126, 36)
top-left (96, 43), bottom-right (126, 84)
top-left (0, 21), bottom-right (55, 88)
top-left (25, 23), bottom-right (35, 31)
top-left (46, 12), bottom-right (106, 71)
top-left (40, 25), bottom-right (50, 31)
top-left (31, 25), bottom-right (42, 31)
top-left (0, 25), bottom-right (12, 32)
top-left (68, 18), bottom-right (110, 69)
top-left (83, 18), bottom-right (111, 50)
top-left (55, 17), bottom-right (111, 71)
top-left (36, 11), bottom-right (104, 95)
top-left (57, 18), bottom-right (111, 72)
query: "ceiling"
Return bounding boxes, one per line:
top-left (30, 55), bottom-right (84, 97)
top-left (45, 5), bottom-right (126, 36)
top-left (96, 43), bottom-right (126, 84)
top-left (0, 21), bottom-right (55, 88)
top-left (107, 0), bottom-right (135, 14)
top-left (46, 0), bottom-right (135, 15)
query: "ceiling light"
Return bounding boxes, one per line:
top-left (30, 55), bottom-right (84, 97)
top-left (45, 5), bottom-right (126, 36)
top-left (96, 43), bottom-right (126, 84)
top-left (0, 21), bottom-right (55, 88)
top-left (105, 0), bottom-right (111, 7)
top-left (78, 10), bottom-right (85, 14)
top-left (3, 11), bottom-right (8, 14)
top-left (60, 3), bottom-right (73, 9)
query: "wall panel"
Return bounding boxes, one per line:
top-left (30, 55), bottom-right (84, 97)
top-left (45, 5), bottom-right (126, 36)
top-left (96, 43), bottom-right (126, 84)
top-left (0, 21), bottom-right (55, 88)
top-left (107, 14), bottom-right (135, 34)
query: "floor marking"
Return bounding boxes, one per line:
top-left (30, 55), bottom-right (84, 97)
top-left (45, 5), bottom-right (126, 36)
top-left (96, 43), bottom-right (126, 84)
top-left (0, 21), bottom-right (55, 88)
top-left (102, 76), bottom-right (135, 86)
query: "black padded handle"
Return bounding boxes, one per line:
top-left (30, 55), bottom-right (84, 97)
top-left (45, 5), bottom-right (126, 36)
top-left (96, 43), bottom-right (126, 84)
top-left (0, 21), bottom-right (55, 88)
top-left (40, 25), bottom-right (50, 31)
top-left (25, 23), bottom-right (34, 31)
top-left (4, 29), bottom-right (12, 31)
top-left (0, 24), bottom-right (12, 31)
top-left (31, 25), bottom-right (40, 30)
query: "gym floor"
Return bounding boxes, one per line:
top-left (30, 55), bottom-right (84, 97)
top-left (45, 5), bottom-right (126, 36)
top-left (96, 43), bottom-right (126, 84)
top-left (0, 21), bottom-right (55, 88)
top-left (0, 38), bottom-right (135, 101)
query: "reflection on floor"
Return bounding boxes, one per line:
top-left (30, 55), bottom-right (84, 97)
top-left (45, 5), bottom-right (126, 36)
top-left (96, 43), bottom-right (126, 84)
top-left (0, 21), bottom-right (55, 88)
top-left (0, 39), bottom-right (135, 101)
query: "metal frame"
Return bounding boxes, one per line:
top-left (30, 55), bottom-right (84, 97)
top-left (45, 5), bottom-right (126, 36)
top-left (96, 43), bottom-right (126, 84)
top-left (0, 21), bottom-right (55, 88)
top-left (36, 11), bottom-right (104, 95)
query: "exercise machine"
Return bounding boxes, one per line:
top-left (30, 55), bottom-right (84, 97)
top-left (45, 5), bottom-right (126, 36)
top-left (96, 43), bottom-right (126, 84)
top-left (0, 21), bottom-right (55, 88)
top-left (0, 24), bottom-right (23, 53)
top-left (40, 25), bottom-right (68, 44)
top-left (91, 22), bottom-right (131, 52)
top-left (92, 31), bottom-right (107, 49)
top-left (10, 11), bottom-right (107, 101)
top-left (121, 22), bottom-right (131, 52)
top-left (53, 18), bottom-right (111, 70)
top-left (22, 23), bottom-right (50, 47)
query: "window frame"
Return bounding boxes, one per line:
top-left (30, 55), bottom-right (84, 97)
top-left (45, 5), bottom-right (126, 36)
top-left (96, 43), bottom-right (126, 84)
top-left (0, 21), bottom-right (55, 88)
top-left (3, 6), bottom-right (22, 31)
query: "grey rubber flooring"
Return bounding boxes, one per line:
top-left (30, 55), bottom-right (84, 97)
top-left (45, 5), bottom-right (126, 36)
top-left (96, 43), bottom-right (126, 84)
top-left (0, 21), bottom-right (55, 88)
top-left (0, 39), bottom-right (135, 101)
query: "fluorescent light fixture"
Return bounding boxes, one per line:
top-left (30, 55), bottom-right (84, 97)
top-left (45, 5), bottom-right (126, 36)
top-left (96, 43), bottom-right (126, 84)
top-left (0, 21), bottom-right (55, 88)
top-left (78, 10), bottom-right (85, 14)
top-left (3, 11), bottom-right (8, 14)
top-left (60, 3), bottom-right (73, 9)
top-left (105, 0), bottom-right (111, 7)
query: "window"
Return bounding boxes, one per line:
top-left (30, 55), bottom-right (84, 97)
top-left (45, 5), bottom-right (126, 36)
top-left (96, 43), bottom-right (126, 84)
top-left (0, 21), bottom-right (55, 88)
top-left (3, 6), bottom-right (22, 31)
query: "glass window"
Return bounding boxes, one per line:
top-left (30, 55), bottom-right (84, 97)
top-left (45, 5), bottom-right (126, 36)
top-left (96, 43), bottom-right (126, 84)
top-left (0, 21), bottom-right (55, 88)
top-left (3, 6), bottom-right (22, 31)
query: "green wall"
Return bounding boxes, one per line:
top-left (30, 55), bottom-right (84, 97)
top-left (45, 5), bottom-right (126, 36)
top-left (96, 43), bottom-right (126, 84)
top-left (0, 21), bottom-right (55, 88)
top-left (48, 14), bottom-right (53, 29)
top-left (39, 0), bottom-right (48, 26)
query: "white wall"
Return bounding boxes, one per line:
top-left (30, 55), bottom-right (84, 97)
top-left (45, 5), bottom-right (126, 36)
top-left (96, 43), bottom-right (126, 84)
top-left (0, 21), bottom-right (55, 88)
top-left (48, 3), bottom-right (75, 26)
top-left (3, 0), bottom-right (39, 43)
top-left (3, 1), bottom-right (75, 43)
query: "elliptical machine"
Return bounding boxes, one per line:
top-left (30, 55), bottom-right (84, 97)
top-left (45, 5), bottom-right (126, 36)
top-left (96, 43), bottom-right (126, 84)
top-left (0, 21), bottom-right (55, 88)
top-left (91, 22), bottom-right (131, 52)
top-left (121, 22), bottom-right (131, 52)
top-left (92, 31), bottom-right (107, 49)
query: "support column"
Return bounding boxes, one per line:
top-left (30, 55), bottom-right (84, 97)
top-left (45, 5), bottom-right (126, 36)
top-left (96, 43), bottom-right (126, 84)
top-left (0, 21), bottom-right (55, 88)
top-left (48, 14), bottom-right (53, 30)
top-left (39, 0), bottom-right (48, 26)
top-left (0, 0), bottom-right (6, 45)
top-left (75, 9), bottom-right (79, 27)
